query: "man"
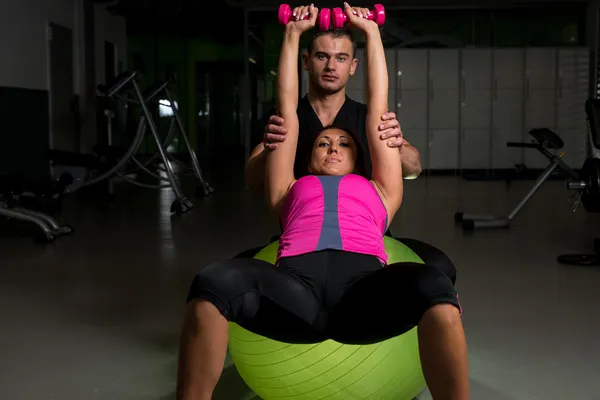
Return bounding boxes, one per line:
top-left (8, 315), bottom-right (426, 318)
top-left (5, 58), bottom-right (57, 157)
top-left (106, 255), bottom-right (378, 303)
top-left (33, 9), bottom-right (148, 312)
top-left (242, 25), bottom-right (455, 281)
top-left (246, 30), bottom-right (421, 191)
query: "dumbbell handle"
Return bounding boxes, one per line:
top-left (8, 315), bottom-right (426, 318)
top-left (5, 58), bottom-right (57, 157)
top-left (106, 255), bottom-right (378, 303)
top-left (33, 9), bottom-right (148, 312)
top-left (568, 181), bottom-right (586, 190)
top-left (331, 4), bottom-right (385, 29)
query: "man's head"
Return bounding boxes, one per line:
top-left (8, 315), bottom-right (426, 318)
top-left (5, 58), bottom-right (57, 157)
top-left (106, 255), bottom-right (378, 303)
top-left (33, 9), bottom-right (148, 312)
top-left (302, 29), bottom-right (358, 95)
top-left (308, 126), bottom-right (363, 176)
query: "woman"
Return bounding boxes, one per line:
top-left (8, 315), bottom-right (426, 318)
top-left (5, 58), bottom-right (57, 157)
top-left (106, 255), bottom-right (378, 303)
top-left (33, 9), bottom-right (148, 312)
top-left (176, 4), bottom-right (469, 400)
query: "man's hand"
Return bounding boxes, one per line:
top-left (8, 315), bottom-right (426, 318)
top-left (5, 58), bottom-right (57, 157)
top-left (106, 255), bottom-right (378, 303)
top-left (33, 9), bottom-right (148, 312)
top-left (264, 112), bottom-right (403, 150)
top-left (263, 115), bottom-right (287, 151)
top-left (378, 112), bottom-right (404, 148)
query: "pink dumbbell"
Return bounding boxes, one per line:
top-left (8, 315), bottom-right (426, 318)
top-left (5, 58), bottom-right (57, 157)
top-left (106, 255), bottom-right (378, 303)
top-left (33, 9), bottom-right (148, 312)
top-left (278, 4), bottom-right (331, 31)
top-left (331, 4), bottom-right (385, 29)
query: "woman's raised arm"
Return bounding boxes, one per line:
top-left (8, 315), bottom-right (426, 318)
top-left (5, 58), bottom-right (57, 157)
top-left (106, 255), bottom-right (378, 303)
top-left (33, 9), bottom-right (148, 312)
top-left (264, 5), bottom-right (319, 212)
top-left (343, 3), bottom-right (403, 220)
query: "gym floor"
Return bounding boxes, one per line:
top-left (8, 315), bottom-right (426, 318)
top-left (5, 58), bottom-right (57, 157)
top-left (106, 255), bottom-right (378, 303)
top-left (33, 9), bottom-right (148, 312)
top-left (1, 165), bottom-right (599, 400)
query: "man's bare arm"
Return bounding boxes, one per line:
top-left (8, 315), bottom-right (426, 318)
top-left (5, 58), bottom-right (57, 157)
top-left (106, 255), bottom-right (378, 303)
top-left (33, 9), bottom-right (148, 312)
top-left (399, 140), bottom-right (422, 179)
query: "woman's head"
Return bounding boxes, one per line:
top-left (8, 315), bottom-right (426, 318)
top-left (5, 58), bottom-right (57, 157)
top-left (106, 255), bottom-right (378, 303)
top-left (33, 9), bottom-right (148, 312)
top-left (307, 126), bottom-right (363, 176)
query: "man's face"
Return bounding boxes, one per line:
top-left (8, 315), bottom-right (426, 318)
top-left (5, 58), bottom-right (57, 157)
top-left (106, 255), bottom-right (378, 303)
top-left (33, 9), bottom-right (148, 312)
top-left (302, 34), bottom-right (358, 95)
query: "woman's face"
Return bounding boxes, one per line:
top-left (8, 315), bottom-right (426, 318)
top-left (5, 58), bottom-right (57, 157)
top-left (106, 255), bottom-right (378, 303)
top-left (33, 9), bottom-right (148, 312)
top-left (308, 128), bottom-right (358, 176)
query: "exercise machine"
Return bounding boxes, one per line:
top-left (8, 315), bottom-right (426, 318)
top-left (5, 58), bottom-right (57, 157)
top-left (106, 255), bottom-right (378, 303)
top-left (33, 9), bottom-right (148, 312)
top-left (0, 174), bottom-right (73, 242)
top-left (142, 75), bottom-right (214, 197)
top-left (558, 99), bottom-right (600, 266)
top-left (49, 70), bottom-right (197, 214)
top-left (98, 70), bottom-right (193, 214)
top-left (455, 128), bottom-right (580, 230)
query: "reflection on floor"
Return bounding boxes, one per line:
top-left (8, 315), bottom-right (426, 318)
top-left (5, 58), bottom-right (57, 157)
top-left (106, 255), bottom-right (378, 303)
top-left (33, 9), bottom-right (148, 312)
top-left (1, 169), bottom-right (599, 400)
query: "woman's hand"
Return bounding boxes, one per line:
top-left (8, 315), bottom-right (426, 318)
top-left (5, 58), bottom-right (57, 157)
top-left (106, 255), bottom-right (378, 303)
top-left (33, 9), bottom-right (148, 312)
top-left (286, 4), bottom-right (319, 34)
top-left (341, 2), bottom-right (378, 33)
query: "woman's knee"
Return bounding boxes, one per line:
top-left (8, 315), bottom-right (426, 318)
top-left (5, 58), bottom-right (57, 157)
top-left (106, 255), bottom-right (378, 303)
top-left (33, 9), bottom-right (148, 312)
top-left (415, 263), bottom-right (455, 289)
top-left (186, 259), bottom-right (256, 319)
top-left (414, 264), bottom-right (461, 314)
top-left (437, 256), bottom-right (458, 285)
top-left (396, 238), bottom-right (457, 284)
top-left (188, 261), bottom-right (235, 299)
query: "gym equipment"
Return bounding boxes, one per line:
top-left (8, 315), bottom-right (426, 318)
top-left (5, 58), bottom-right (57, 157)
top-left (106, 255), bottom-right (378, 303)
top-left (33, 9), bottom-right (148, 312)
top-left (558, 99), bottom-right (600, 266)
top-left (455, 128), bottom-right (580, 230)
top-left (563, 99), bottom-right (600, 214)
top-left (0, 174), bottom-right (73, 243)
top-left (228, 237), bottom-right (425, 400)
top-left (50, 70), bottom-right (196, 214)
top-left (331, 4), bottom-right (385, 29)
top-left (567, 157), bottom-right (600, 213)
top-left (99, 71), bottom-right (194, 213)
top-left (278, 4), bottom-right (331, 31)
top-left (142, 75), bottom-right (214, 197)
top-left (0, 173), bottom-right (73, 214)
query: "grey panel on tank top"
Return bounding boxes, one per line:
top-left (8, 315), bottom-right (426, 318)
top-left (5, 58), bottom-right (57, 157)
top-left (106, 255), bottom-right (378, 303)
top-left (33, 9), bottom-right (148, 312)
top-left (315, 175), bottom-right (343, 251)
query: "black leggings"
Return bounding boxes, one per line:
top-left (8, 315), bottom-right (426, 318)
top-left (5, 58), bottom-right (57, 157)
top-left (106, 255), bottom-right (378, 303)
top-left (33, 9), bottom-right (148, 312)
top-left (187, 250), bottom-right (460, 345)
top-left (233, 235), bottom-right (457, 285)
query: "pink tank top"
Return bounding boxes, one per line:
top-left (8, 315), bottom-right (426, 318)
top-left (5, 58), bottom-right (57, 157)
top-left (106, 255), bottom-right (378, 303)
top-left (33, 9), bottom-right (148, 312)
top-left (277, 174), bottom-right (388, 265)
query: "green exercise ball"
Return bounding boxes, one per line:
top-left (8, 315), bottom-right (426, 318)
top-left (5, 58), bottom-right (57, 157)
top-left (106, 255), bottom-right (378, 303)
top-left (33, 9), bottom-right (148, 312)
top-left (228, 237), bottom-right (426, 400)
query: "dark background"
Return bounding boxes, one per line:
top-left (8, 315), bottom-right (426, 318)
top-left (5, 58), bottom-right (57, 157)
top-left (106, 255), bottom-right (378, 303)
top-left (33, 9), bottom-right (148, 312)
top-left (0, 0), bottom-right (591, 178)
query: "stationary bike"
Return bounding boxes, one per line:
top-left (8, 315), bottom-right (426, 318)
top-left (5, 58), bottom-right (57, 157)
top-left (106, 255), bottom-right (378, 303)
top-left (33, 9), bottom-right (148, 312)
top-left (557, 99), bottom-right (600, 266)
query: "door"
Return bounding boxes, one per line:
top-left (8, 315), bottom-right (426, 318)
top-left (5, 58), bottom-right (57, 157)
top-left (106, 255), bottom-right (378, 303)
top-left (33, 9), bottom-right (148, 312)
top-left (556, 47), bottom-right (589, 168)
top-left (460, 48), bottom-right (492, 169)
top-left (524, 48), bottom-right (557, 168)
top-left (428, 49), bottom-right (460, 170)
top-left (196, 61), bottom-right (244, 168)
top-left (48, 22), bottom-right (76, 152)
top-left (396, 49), bottom-right (428, 167)
top-left (492, 48), bottom-right (525, 169)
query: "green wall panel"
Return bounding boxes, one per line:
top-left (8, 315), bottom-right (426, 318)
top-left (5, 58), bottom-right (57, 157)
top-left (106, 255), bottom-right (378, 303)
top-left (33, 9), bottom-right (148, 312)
top-left (186, 38), bottom-right (244, 149)
top-left (127, 35), bottom-right (244, 153)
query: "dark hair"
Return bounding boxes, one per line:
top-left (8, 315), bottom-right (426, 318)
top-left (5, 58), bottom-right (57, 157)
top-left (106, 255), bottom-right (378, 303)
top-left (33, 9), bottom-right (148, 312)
top-left (307, 125), bottom-right (366, 176)
top-left (306, 28), bottom-right (357, 58)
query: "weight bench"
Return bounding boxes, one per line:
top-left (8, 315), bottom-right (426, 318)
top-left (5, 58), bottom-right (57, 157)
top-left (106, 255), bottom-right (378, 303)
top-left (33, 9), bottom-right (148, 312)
top-left (455, 128), bottom-right (580, 230)
top-left (0, 174), bottom-right (73, 243)
top-left (558, 99), bottom-right (600, 266)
